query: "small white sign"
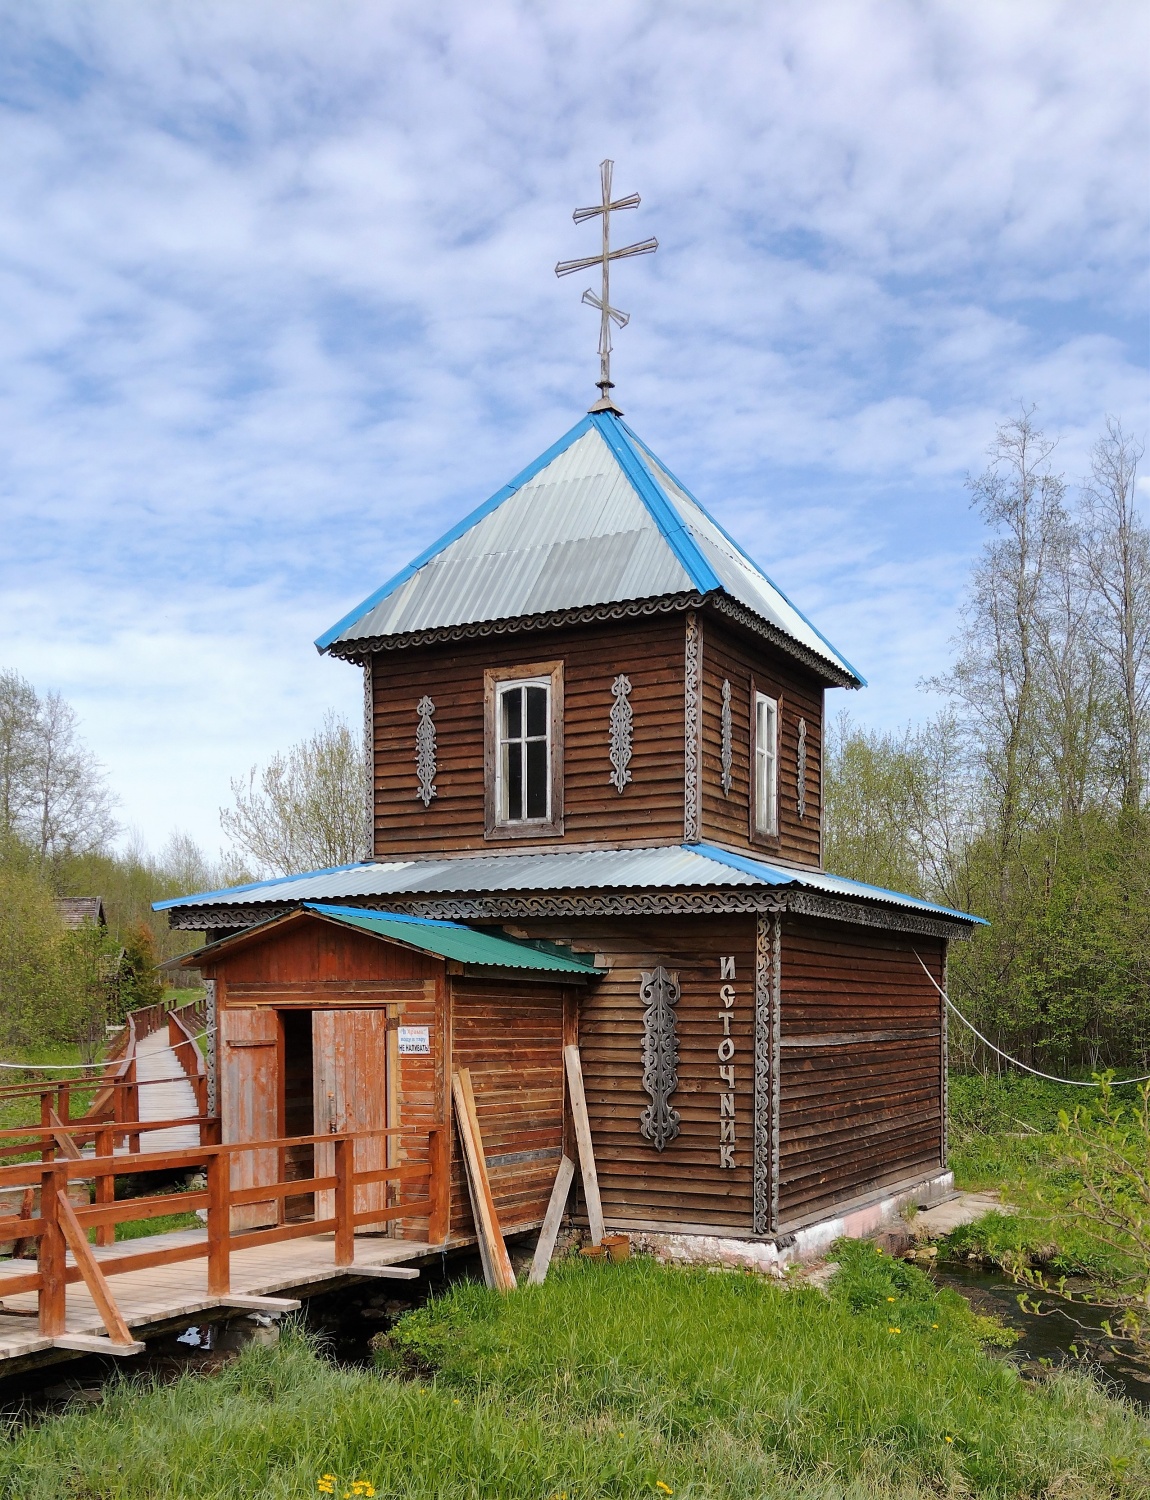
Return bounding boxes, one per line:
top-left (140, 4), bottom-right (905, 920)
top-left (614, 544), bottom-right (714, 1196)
top-left (397, 1025), bottom-right (430, 1055)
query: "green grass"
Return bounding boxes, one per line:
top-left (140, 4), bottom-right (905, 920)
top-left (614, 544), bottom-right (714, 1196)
top-left (945, 1072), bottom-right (1138, 1277)
top-left (1, 1247), bottom-right (1146, 1498)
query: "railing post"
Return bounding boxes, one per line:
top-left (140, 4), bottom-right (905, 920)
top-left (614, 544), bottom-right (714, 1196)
top-left (333, 1135), bottom-right (354, 1267)
top-left (37, 1161), bottom-right (67, 1336)
top-left (126, 1060), bottom-right (140, 1154)
top-left (95, 1127), bottom-right (116, 1248)
top-left (206, 1148), bottom-right (230, 1295)
top-left (58, 1080), bottom-right (71, 1124)
top-left (40, 1091), bottom-right (55, 1163)
top-left (428, 1126), bottom-right (449, 1245)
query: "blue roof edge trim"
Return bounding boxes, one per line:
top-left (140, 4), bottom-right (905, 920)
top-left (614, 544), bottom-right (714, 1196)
top-left (590, 413), bottom-right (722, 595)
top-left (620, 420), bottom-right (867, 687)
top-left (152, 861), bottom-right (373, 912)
top-left (689, 842), bottom-right (984, 924)
top-left (315, 414), bottom-right (597, 652)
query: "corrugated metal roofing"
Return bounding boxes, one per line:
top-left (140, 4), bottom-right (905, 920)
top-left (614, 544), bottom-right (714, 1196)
top-left (316, 412), bottom-right (863, 686)
top-left (303, 903), bottom-right (603, 972)
top-left (154, 843), bottom-right (981, 925)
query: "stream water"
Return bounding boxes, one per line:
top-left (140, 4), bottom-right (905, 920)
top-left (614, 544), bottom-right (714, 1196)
top-left (935, 1261), bottom-right (1150, 1408)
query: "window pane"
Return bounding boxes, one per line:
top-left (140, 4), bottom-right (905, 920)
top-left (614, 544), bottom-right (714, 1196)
top-left (501, 686), bottom-right (522, 740)
top-left (503, 741), bottom-right (523, 821)
top-left (525, 739), bottom-right (549, 818)
top-left (525, 684), bottom-right (548, 738)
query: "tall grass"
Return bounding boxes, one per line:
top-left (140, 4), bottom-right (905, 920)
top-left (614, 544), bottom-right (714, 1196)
top-left (2, 1246), bottom-right (1145, 1498)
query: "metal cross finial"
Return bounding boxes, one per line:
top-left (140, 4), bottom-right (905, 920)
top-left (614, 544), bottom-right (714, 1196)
top-left (555, 159), bottom-right (657, 414)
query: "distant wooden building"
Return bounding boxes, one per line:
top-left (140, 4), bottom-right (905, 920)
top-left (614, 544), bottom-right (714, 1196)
top-left (162, 409), bottom-right (980, 1263)
top-left (55, 897), bottom-right (106, 930)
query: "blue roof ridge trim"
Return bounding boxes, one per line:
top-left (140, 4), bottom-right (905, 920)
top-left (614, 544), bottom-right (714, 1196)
top-left (152, 860), bottom-right (374, 912)
top-left (689, 841), bottom-right (983, 923)
top-left (620, 420), bottom-right (867, 686)
top-left (315, 414), bottom-right (596, 651)
top-left (590, 413), bottom-right (722, 595)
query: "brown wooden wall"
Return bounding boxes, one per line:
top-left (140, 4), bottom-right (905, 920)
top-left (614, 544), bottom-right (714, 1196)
top-left (370, 616), bottom-right (687, 855)
top-left (515, 915), bottom-right (758, 1231)
top-left (446, 978), bottom-right (569, 1239)
top-left (776, 919), bottom-right (945, 1228)
top-left (201, 918), bottom-right (441, 991)
top-left (699, 614), bottom-right (825, 867)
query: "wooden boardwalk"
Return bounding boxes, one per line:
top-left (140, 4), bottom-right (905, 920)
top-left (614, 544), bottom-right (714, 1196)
top-left (133, 1029), bottom-right (201, 1154)
top-left (0, 1227), bottom-right (432, 1369)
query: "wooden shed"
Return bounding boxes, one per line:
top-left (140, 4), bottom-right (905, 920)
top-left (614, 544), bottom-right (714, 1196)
top-left (185, 903), bottom-right (598, 1244)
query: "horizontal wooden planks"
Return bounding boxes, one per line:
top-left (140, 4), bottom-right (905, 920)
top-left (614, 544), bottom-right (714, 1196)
top-left (370, 616), bottom-right (687, 854)
top-left (699, 614), bottom-right (824, 866)
top-left (776, 920), bottom-right (945, 1227)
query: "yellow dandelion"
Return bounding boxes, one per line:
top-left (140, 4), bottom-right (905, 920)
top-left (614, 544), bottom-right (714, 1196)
top-left (932, 1323), bottom-right (939, 1329)
top-left (886, 1296), bottom-right (896, 1302)
top-left (875, 1248), bottom-right (883, 1255)
top-left (945, 1436), bottom-right (953, 1444)
top-left (888, 1327), bottom-right (901, 1334)
top-left (656, 1485), bottom-right (674, 1496)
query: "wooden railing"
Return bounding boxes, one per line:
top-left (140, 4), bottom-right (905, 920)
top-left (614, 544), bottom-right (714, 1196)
top-left (0, 1121), bottom-right (449, 1347)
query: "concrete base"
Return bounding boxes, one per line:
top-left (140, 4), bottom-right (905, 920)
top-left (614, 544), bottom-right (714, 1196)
top-left (621, 1170), bottom-right (956, 1277)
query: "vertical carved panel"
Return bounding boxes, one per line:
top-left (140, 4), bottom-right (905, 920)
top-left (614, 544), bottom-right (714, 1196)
top-left (753, 914), bottom-right (782, 1235)
top-left (203, 978), bottom-right (218, 1117)
top-left (683, 612), bottom-right (702, 841)
top-left (608, 673), bottom-right (633, 793)
top-left (720, 678), bottom-right (733, 796)
top-left (363, 661), bottom-right (375, 858)
top-left (639, 966), bottom-right (681, 1151)
top-left (796, 716), bottom-right (807, 821)
top-left (940, 947), bottom-right (949, 1167)
top-left (415, 696), bottom-right (437, 807)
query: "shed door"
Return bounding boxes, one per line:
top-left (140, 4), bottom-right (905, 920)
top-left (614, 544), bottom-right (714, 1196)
top-left (220, 1006), bottom-right (280, 1230)
top-left (312, 1009), bottom-right (389, 1224)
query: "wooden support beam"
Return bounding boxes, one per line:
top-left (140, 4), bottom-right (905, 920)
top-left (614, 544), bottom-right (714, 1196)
top-left (54, 1332), bottom-right (145, 1357)
top-left (216, 1295), bottom-right (301, 1312)
top-left (47, 1110), bottom-right (82, 1161)
top-left (333, 1135), bottom-right (354, 1267)
top-left (563, 1045), bottom-right (604, 1245)
top-left (452, 1070), bottom-right (516, 1292)
top-left (37, 1166), bottom-right (66, 1336)
top-left (55, 1188), bottom-right (137, 1348)
top-left (346, 1265), bottom-right (420, 1280)
top-left (528, 1154), bottom-right (575, 1286)
top-left (427, 1125), bottom-right (450, 1246)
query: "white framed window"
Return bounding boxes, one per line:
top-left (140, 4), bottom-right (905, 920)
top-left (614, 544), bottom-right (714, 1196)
top-left (484, 661), bottom-right (564, 839)
top-left (497, 677), bottom-right (551, 822)
top-left (753, 691), bottom-right (778, 837)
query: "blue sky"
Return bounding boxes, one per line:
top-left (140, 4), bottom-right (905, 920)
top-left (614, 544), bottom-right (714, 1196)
top-left (0, 1), bottom-right (1146, 855)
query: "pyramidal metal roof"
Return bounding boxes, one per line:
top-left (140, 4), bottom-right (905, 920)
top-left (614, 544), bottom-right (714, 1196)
top-left (316, 411), bottom-right (864, 686)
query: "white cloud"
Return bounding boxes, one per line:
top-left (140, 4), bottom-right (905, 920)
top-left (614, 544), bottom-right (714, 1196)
top-left (0, 0), bottom-right (1145, 850)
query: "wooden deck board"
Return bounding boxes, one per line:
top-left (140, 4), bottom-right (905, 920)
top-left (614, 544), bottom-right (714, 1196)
top-left (0, 1227), bottom-right (432, 1363)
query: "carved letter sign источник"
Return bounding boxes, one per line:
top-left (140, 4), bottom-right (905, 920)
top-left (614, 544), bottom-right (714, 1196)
top-left (639, 966), bottom-right (681, 1150)
top-left (718, 956), bottom-right (737, 1168)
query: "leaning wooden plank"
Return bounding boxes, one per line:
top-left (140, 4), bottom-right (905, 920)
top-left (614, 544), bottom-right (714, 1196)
top-left (54, 1188), bottom-right (136, 1347)
top-left (563, 1045), bottom-right (605, 1245)
top-left (452, 1070), bottom-right (515, 1292)
top-left (54, 1332), bottom-right (145, 1356)
top-left (48, 1110), bottom-right (84, 1162)
top-left (527, 1154), bottom-right (575, 1286)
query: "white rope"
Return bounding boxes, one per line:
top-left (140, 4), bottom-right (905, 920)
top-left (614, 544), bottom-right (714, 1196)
top-left (0, 1059), bottom-right (107, 1071)
top-left (913, 951), bottom-right (1150, 1087)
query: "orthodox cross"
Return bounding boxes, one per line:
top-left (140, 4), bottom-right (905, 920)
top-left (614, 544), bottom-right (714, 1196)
top-left (555, 159), bottom-right (657, 413)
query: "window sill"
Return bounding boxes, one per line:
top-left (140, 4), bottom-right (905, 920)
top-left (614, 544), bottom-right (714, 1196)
top-left (484, 818), bottom-right (565, 842)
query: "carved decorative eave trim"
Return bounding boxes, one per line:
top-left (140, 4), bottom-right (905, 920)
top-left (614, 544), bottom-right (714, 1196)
top-left (168, 887), bottom-right (973, 937)
top-left (324, 588), bottom-right (861, 689)
top-left (707, 595), bottom-right (862, 689)
top-left (325, 592), bottom-right (707, 661)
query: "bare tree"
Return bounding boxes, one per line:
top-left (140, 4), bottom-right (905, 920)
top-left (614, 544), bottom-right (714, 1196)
top-left (1080, 419), bottom-right (1150, 811)
top-left (0, 670), bottom-right (118, 858)
top-left (220, 711), bottom-right (366, 877)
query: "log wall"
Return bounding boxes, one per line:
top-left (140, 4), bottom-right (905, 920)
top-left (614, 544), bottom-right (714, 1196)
top-left (776, 919), bottom-right (945, 1228)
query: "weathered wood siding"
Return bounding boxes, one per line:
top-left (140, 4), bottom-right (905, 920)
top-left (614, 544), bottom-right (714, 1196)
top-left (776, 920), bottom-right (945, 1228)
top-left (205, 919), bottom-right (440, 993)
top-left (514, 916), bottom-right (758, 1231)
top-left (700, 615), bottom-right (825, 867)
top-left (446, 978), bottom-right (568, 1239)
top-left (370, 616), bottom-right (686, 855)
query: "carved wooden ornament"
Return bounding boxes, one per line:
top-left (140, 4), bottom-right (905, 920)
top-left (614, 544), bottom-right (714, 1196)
top-left (797, 716), bottom-right (807, 821)
top-left (720, 678), bottom-right (733, 795)
top-left (608, 673), bottom-right (634, 793)
top-left (415, 696), bottom-right (437, 807)
top-left (639, 966), bottom-right (681, 1151)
